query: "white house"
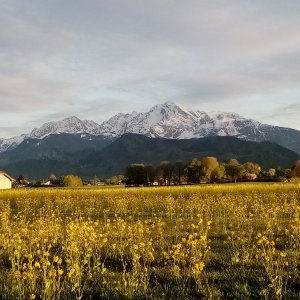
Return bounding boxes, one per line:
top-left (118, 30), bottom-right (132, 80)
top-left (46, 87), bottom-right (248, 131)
top-left (0, 172), bottom-right (15, 189)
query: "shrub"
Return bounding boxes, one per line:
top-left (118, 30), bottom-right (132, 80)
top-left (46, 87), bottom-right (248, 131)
top-left (290, 177), bottom-right (300, 184)
top-left (61, 175), bottom-right (83, 187)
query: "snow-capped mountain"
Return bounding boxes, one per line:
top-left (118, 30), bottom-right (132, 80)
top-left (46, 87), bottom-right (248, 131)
top-left (98, 102), bottom-right (262, 139)
top-left (0, 116), bottom-right (103, 153)
top-left (97, 103), bottom-right (300, 156)
top-left (1, 102), bottom-right (300, 154)
top-left (30, 116), bottom-right (102, 138)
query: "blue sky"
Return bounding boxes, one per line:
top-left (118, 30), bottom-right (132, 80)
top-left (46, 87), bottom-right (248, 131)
top-left (0, 0), bottom-right (300, 138)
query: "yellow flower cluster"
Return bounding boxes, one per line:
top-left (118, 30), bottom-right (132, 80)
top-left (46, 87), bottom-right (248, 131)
top-left (0, 183), bottom-right (299, 299)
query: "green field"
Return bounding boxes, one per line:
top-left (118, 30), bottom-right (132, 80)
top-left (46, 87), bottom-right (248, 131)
top-left (0, 183), bottom-right (300, 299)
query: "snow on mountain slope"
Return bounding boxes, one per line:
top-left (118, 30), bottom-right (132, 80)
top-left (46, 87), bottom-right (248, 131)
top-left (97, 101), bottom-right (264, 139)
top-left (0, 101), bottom-right (298, 153)
top-left (30, 116), bottom-right (102, 139)
top-left (0, 116), bottom-right (103, 153)
top-left (0, 134), bottom-right (29, 153)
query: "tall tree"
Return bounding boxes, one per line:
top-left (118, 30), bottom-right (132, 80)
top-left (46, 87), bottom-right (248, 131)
top-left (225, 159), bottom-right (245, 182)
top-left (157, 161), bottom-right (173, 186)
top-left (243, 162), bottom-right (261, 175)
top-left (211, 165), bottom-right (225, 182)
top-left (200, 157), bottom-right (219, 182)
top-left (186, 158), bottom-right (202, 183)
top-left (186, 157), bottom-right (220, 183)
top-left (124, 164), bottom-right (147, 186)
top-left (174, 160), bottom-right (184, 185)
top-left (145, 165), bottom-right (156, 185)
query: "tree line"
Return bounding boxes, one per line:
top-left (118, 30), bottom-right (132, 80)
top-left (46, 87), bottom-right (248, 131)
top-left (14, 159), bottom-right (300, 188)
top-left (123, 157), bottom-right (299, 187)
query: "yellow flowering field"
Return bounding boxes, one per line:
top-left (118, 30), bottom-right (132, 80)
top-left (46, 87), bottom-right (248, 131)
top-left (0, 183), bottom-right (300, 299)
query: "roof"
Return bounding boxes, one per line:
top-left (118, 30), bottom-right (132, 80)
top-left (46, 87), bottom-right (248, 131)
top-left (0, 171), bottom-right (15, 182)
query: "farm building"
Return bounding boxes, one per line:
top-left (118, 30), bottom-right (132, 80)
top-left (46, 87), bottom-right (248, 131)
top-left (0, 172), bottom-right (15, 189)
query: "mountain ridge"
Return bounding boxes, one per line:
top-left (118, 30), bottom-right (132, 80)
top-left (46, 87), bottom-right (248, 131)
top-left (1, 102), bottom-right (300, 154)
top-left (1, 133), bottom-right (298, 179)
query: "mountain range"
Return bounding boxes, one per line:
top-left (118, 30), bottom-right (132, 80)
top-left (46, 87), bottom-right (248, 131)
top-left (0, 133), bottom-right (298, 179)
top-left (1, 102), bottom-right (300, 154)
top-left (0, 102), bottom-right (299, 178)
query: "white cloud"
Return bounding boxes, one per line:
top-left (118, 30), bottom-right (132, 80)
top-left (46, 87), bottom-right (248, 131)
top-left (0, 0), bottom-right (300, 137)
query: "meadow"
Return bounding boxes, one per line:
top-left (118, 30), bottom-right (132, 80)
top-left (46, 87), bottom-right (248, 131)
top-left (0, 183), bottom-right (300, 299)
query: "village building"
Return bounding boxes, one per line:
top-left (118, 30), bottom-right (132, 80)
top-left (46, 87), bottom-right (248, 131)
top-left (0, 171), bottom-right (15, 189)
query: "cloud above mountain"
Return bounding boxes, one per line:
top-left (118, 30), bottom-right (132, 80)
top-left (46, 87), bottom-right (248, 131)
top-left (1, 0), bottom-right (300, 137)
